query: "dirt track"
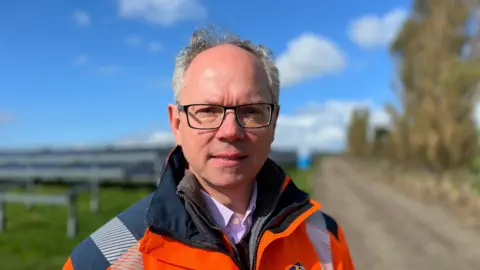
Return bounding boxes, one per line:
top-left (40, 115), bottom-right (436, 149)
top-left (315, 157), bottom-right (480, 270)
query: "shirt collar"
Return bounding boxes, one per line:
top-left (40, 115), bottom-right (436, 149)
top-left (200, 181), bottom-right (257, 229)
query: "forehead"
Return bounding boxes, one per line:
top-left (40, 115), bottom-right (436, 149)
top-left (180, 44), bottom-right (272, 104)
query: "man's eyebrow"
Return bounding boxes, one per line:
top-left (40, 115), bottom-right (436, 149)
top-left (189, 96), bottom-right (270, 105)
top-left (194, 100), bottom-right (221, 105)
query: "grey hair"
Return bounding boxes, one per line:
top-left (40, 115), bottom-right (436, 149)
top-left (172, 26), bottom-right (280, 104)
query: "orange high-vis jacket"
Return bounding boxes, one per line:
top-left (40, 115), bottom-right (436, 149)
top-left (63, 146), bottom-right (354, 270)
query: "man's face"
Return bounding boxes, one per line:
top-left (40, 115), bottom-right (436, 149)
top-left (168, 44), bottom-right (278, 189)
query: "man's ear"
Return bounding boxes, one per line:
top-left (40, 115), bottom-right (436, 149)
top-left (168, 104), bottom-right (182, 145)
top-left (272, 105), bottom-right (280, 130)
top-left (271, 105), bottom-right (280, 142)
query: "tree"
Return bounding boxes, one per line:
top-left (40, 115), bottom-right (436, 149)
top-left (370, 126), bottom-right (392, 158)
top-left (346, 107), bottom-right (370, 156)
top-left (385, 0), bottom-right (480, 170)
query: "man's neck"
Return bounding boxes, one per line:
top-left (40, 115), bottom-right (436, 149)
top-left (196, 177), bottom-right (255, 216)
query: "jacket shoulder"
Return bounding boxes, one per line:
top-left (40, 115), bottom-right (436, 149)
top-left (66, 192), bottom-right (153, 269)
top-left (304, 208), bottom-right (354, 269)
top-left (305, 209), bottom-right (339, 240)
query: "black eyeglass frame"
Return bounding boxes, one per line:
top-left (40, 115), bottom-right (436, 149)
top-left (177, 102), bottom-right (279, 130)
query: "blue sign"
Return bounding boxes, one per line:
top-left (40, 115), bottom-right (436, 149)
top-left (296, 152), bottom-right (311, 170)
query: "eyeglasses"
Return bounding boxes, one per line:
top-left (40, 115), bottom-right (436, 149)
top-left (177, 103), bottom-right (278, 130)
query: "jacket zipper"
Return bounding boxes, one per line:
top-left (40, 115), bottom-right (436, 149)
top-left (250, 198), bottom-right (311, 270)
top-left (178, 193), bottom-right (244, 269)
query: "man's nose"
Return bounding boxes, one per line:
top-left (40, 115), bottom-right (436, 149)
top-left (216, 111), bottom-right (245, 141)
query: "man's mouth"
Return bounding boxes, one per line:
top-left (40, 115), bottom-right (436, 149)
top-left (211, 155), bottom-right (247, 160)
top-left (210, 153), bottom-right (248, 165)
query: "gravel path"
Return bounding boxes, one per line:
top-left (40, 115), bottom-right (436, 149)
top-left (314, 157), bottom-right (480, 270)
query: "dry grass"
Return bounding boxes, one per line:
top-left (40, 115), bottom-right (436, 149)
top-left (347, 157), bottom-right (480, 229)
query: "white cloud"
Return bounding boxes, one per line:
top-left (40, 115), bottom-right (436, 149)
top-left (73, 54), bottom-right (88, 67)
top-left (125, 36), bottom-right (162, 52)
top-left (145, 78), bottom-right (171, 89)
top-left (148, 41), bottom-right (162, 52)
top-left (72, 10), bottom-right (91, 27)
top-left (125, 35), bottom-right (142, 47)
top-left (348, 8), bottom-right (408, 49)
top-left (116, 130), bottom-right (176, 147)
top-left (273, 100), bottom-right (389, 152)
top-left (118, 0), bottom-right (207, 26)
top-left (95, 65), bottom-right (121, 76)
top-left (276, 33), bottom-right (347, 87)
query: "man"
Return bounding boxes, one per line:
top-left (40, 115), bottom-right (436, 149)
top-left (63, 27), bottom-right (354, 270)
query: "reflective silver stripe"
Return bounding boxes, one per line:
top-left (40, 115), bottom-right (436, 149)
top-left (90, 217), bottom-right (137, 264)
top-left (305, 211), bottom-right (334, 270)
top-left (110, 242), bottom-right (144, 270)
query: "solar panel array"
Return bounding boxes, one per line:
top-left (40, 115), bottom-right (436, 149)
top-left (0, 145), bottom-right (298, 238)
top-left (0, 145), bottom-right (298, 184)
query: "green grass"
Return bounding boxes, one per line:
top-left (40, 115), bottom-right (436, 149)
top-left (0, 166), bottom-right (311, 270)
top-left (284, 165), bottom-right (313, 195)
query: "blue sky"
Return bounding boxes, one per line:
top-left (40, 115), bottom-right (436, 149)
top-left (0, 0), bottom-right (412, 150)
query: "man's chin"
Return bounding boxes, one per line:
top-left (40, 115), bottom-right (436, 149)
top-left (206, 172), bottom-right (250, 188)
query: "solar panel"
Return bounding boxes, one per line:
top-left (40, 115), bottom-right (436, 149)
top-left (0, 145), bottom-right (297, 184)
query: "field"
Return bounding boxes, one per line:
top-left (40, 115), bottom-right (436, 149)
top-left (0, 165), bottom-right (312, 270)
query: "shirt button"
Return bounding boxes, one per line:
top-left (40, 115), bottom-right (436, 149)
top-left (232, 217), bottom-right (240, 225)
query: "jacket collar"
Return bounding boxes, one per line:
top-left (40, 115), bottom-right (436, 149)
top-left (145, 145), bottom-right (310, 244)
